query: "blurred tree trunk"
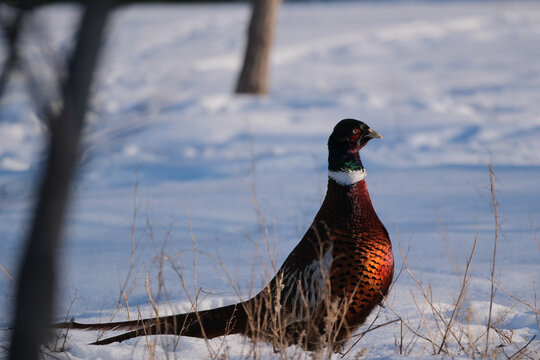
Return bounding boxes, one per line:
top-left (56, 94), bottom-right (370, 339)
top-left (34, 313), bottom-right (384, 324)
top-left (235, 0), bottom-right (281, 95)
top-left (8, 2), bottom-right (112, 359)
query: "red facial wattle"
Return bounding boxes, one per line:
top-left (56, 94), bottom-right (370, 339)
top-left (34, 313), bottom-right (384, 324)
top-left (350, 133), bottom-right (361, 143)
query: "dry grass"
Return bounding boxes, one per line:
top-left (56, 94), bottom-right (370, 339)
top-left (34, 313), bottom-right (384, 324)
top-left (0, 264), bottom-right (15, 305)
top-left (38, 162), bottom-right (540, 359)
top-left (485, 162), bottom-right (499, 355)
top-left (381, 163), bottom-right (539, 359)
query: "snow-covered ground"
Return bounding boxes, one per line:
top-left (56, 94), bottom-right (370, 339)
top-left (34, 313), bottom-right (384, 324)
top-left (1, 1), bottom-right (539, 358)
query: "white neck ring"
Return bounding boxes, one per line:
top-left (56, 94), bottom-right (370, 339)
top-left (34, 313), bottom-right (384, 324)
top-left (328, 169), bottom-right (366, 186)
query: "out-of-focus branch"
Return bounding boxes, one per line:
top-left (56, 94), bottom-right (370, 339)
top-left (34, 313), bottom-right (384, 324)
top-left (8, 2), bottom-right (113, 359)
top-left (0, 6), bottom-right (26, 101)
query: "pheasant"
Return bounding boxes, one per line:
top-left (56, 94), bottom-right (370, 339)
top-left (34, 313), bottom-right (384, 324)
top-left (54, 119), bottom-right (394, 351)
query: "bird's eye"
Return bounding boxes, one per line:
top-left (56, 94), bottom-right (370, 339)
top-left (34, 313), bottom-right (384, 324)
top-left (352, 129), bottom-right (360, 135)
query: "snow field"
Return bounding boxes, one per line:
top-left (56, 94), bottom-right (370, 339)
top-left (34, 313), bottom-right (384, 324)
top-left (0, 1), bottom-right (539, 358)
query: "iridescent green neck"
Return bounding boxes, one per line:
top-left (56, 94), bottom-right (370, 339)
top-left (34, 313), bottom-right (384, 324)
top-left (328, 149), bottom-right (364, 172)
top-left (328, 149), bottom-right (366, 186)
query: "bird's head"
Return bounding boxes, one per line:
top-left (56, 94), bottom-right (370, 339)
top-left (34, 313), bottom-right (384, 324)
top-left (328, 119), bottom-right (382, 172)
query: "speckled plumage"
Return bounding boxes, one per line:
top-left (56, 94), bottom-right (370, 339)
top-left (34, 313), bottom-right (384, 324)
top-left (54, 119), bottom-right (394, 351)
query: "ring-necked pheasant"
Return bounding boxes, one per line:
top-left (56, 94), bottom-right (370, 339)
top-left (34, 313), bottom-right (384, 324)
top-left (54, 119), bottom-right (394, 351)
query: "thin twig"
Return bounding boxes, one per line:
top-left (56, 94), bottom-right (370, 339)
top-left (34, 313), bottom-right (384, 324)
top-left (53, 292), bottom-right (77, 352)
top-left (410, 290), bottom-right (437, 354)
top-left (399, 319), bottom-right (403, 355)
top-left (118, 171), bottom-right (140, 308)
top-left (354, 318), bottom-right (400, 339)
top-left (438, 236), bottom-right (477, 354)
top-left (496, 281), bottom-right (540, 316)
top-left (0, 264), bottom-right (15, 285)
top-left (145, 273), bottom-right (160, 318)
top-left (486, 162), bottom-right (499, 354)
top-left (508, 334), bottom-right (536, 360)
top-left (397, 234), bottom-right (468, 354)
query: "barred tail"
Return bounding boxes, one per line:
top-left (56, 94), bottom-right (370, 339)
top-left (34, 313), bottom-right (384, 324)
top-left (54, 318), bottom-right (147, 331)
top-left (55, 302), bottom-right (248, 345)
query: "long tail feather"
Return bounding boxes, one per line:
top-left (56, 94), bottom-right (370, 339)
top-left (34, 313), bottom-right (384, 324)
top-left (91, 329), bottom-right (145, 345)
top-left (54, 318), bottom-right (148, 331)
top-left (54, 302), bottom-right (249, 345)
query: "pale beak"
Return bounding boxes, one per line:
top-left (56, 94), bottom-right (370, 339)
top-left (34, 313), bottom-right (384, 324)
top-left (366, 128), bottom-right (383, 139)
